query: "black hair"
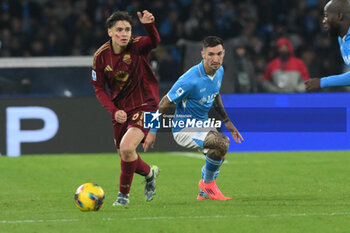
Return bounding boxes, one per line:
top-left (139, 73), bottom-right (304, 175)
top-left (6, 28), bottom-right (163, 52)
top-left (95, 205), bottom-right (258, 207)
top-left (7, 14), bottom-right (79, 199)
top-left (106, 11), bottom-right (132, 29)
top-left (202, 36), bottom-right (224, 49)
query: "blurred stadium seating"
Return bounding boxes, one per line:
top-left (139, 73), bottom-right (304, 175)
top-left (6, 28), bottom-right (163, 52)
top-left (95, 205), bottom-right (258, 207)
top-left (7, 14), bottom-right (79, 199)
top-left (2, 0), bottom-right (350, 155)
top-left (0, 0), bottom-right (348, 96)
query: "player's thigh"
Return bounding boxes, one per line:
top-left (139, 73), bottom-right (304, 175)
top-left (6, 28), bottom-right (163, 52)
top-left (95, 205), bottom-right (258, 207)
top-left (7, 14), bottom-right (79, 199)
top-left (173, 128), bottom-right (215, 151)
top-left (113, 122), bottom-right (128, 150)
top-left (126, 108), bottom-right (150, 144)
top-left (113, 108), bottom-right (146, 150)
top-left (120, 127), bottom-right (145, 152)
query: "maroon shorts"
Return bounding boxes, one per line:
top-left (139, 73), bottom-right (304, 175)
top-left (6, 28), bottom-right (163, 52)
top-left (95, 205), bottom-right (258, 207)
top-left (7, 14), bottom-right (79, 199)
top-left (112, 107), bottom-right (153, 149)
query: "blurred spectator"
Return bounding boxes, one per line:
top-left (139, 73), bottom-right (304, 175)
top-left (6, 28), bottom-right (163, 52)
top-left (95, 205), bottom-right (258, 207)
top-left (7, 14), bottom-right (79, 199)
top-left (177, 38), bottom-right (202, 72)
top-left (0, 0), bottom-right (345, 93)
top-left (221, 42), bottom-right (257, 93)
top-left (301, 47), bottom-right (321, 78)
top-left (158, 47), bottom-right (181, 82)
top-left (159, 10), bottom-right (181, 44)
top-left (254, 55), bottom-right (268, 92)
top-left (263, 38), bottom-right (310, 93)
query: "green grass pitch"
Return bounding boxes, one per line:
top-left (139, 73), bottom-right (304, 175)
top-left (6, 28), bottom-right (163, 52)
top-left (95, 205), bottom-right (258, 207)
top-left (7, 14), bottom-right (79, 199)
top-left (1, 151), bottom-right (350, 233)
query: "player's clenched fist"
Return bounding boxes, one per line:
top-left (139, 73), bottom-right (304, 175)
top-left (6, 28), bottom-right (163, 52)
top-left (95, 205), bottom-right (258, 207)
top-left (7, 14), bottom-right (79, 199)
top-left (114, 110), bottom-right (127, 123)
top-left (137, 10), bottom-right (155, 24)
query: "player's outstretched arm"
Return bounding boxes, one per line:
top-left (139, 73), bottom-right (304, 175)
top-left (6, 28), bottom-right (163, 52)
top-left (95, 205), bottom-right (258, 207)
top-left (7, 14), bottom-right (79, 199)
top-left (306, 71), bottom-right (350, 92)
top-left (135, 10), bottom-right (160, 52)
top-left (305, 78), bottom-right (320, 92)
top-left (137, 10), bottom-right (155, 24)
top-left (213, 94), bottom-right (244, 144)
top-left (223, 121), bottom-right (243, 144)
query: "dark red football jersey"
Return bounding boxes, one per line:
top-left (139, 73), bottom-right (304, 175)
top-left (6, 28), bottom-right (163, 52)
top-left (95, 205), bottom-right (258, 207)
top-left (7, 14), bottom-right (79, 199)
top-left (91, 23), bottom-right (160, 116)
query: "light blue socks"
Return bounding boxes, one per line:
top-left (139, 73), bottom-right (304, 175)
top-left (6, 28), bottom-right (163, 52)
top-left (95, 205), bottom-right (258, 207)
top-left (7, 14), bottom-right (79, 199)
top-left (201, 155), bottom-right (222, 183)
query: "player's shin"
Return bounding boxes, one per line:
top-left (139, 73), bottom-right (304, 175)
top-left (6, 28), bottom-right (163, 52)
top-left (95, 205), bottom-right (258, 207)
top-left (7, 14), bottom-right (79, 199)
top-left (119, 159), bottom-right (138, 195)
top-left (203, 149), bottom-right (223, 183)
top-left (135, 153), bottom-right (151, 176)
top-left (201, 165), bottom-right (220, 181)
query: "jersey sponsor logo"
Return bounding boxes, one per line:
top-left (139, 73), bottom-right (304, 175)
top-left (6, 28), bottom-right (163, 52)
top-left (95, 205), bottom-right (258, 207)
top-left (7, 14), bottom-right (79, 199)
top-left (104, 65), bottom-right (113, 72)
top-left (92, 70), bottom-right (97, 81)
top-left (115, 71), bottom-right (129, 82)
top-left (115, 71), bottom-right (130, 90)
top-left (176, 87), bottom-right (184, 97)
top-left (123, 54), bottom-right (132, 65)
top-left (199, 97), bottom-right (207, 105)
top-left (199, 93), bottom-right (218, 105)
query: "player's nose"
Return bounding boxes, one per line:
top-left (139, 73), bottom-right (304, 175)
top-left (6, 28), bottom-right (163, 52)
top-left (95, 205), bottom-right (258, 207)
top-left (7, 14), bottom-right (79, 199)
top-left (212, 56), bottom-right (220, 62)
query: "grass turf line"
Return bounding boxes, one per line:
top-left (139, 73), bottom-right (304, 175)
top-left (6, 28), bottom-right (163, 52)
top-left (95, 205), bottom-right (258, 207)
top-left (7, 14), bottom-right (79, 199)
top-left (1, 151), bottom-right (350, 233)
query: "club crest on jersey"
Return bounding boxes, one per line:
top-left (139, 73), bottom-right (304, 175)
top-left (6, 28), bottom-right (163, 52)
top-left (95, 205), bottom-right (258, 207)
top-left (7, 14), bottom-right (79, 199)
top-left (123, 54), bottom-right (132, 65)
top-left (92, 70), bottom-right (97, 81)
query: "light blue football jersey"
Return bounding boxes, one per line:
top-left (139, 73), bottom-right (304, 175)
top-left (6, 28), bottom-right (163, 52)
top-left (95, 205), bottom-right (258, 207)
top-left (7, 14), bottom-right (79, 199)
top-left (338, 27), bottom-right (350, 67)
top-left (321, 26), bottom-right (350, 88)
top-left (167, 60), bottom-right (223, 132)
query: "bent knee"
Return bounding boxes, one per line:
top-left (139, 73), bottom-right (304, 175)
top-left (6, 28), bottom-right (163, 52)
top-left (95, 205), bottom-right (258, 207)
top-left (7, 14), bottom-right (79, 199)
top-left (119, 143), bottom-right (136, 157)
top-left (204, 132), bottom-right (230, 156)
top-left (221, 134), bottom-right (230, 145)
top-left (207, 149), bottom-right (224, 160)
top-left (221, 135), bottom-right (230, 154)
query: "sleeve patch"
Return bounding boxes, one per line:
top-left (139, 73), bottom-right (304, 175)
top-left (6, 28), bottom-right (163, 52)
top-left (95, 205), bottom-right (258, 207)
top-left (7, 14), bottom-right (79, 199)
top-left (176, 87), bottom-right (184, 97)
top-left (92, 70), bottom-right (97, 81)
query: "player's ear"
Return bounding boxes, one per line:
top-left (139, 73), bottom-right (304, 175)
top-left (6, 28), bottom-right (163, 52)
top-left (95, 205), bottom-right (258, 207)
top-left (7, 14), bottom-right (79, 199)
top-left (338, 12), bottom-right (344, 21)
top-left (222, 49), bottom-right (225, 57)
top-left (108, 28), bottom-right (113, 38)
top-left (201, 50), bottom-right (205, 59)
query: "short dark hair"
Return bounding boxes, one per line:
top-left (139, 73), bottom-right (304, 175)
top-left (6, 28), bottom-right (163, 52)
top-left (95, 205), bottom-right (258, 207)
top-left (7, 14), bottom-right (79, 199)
top-left (106, 11), bottom-right (132, 29)
top-left (202, 36), bottom-right (224, 49)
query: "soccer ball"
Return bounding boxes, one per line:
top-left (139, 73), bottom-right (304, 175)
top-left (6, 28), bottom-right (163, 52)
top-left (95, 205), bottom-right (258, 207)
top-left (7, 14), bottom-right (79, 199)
top-left (74, 183), bottom-right (105, 211)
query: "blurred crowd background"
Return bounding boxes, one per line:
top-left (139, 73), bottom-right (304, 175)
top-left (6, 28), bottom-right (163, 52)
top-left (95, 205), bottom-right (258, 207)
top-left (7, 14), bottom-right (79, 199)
top-left (0, 0), bottom-right (349, 96)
